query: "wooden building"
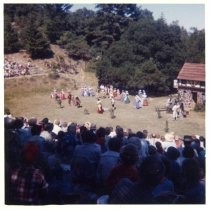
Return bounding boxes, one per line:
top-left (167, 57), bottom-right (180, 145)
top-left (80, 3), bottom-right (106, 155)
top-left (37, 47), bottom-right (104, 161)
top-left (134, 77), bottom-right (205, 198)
top-left (176, 63), bottom-right (205, 110)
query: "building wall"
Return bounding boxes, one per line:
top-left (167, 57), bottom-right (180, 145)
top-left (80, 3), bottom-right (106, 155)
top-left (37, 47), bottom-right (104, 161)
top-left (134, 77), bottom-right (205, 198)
top-left (178, 88), bottom-right (205, 110)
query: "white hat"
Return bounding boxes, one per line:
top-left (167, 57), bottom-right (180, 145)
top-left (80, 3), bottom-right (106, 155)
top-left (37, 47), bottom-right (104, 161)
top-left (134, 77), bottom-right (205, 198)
top-left (164, 132), bottom-right (175, 142)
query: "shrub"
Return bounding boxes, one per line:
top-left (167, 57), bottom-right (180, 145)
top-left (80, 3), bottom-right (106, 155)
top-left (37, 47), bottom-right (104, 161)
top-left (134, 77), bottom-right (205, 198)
top-left (194, 103), bottom-right (205, 112)
top-left (48, 71), bottom-right (60, 80)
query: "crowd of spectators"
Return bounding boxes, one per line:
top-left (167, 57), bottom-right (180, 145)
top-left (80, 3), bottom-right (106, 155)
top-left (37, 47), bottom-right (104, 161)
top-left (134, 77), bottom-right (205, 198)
top-left (4, 57), bottom-right (32, 78)
top-left (4, 113), bottom-right (205, 205)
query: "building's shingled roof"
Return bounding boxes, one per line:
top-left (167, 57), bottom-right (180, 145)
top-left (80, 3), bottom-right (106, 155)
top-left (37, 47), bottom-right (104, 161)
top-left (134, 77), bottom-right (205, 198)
top-left (177, 63), bottom-right (205, 82)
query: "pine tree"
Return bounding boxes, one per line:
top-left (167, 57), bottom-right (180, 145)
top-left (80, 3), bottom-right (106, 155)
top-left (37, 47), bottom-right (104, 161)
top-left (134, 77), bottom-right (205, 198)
top-left (4, 15), bottom-right (20, 53)
top-left (21, 16), bottom-right (52, 59)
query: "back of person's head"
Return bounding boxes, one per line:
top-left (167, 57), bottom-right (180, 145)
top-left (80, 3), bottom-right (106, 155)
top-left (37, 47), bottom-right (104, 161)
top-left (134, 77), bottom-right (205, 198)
top-left (4, 117), bottom-right (15, 129)
top-left (43, 123), bottom-right (53, 132)
top-left (143, 129), bottom-right (148, 138)
top-left (136, 131), bottom-right (145, 139)
top-left (42, 117), bottom-right (49, 125)
top-left (67, 122), bottom-right (77, 133)
top-left (22, 142), bottom-right (40, 164)
top-left (182, 146), bottom-right (195, 158)
top-left (105, 127), bottom-right (111, 135)
top-left (120, 144), bottom-right (139, 166)
top-left (81, 130), bottom-right (96, 143)
top-left (14, 117), bottom-right (24, 129)
top-left (116, 126), bottom-right (124, 138)
top-left (166, 146), bottom-right (180, 160)
top-left (108, 137), bottom-right (121, 152)
top-left (54, 119), bottom-right (60, 126)
top-left (148, 145), bottom-right (158, 155)
top-left (57, 130), bottom-right (65, 139)
top-left (28, 117), bottom-right (37, 126)
top-left (155, 141), bottom-right (162, 149)
top-left (183, 135), bottom-right (192, 147)
top-left (182, 158), bottom-right (201, 183)
top-left (128, 136), bottom-right (141, 151)
top-left (139, 156), bottom-right (165, 187)
top-left (96, 127), bottom-right (106, 138)
top-left (90, 123), bottom-right (97, 133)
top-left (31, 124), bottom-right (42, 136)
top-left (79, 125), bottom-right (87, 135)
top-left (199, 136), bottom-right (205, 148)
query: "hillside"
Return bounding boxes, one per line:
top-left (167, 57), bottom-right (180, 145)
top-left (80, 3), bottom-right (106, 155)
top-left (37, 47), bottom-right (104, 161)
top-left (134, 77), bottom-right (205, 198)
top-left (4, 44), bottom-right (98, 89)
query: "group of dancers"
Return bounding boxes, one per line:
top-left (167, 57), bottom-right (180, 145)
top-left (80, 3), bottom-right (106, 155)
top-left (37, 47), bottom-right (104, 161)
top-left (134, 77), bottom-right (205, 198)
top-left (50, 85), bottom-right (148, 114)
top-left (98, 85), bottom-right (130, 103)
top-left (80, 86), bottom-right (95, 97)
top-left (98, 85), bottom-right (148, 109)
top-left (166, 95), bottom-right (186, 120)
top-left (134, 89), bottom-right (148, 109)
top-left (51, 88), bottom-right (81, 108)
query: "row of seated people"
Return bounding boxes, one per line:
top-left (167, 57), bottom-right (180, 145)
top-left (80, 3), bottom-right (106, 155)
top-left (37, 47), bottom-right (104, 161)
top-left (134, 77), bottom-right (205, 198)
top-left (4, 58), bottom-right (32, 78)
top-left (4, 115), bottom-right (205, 204)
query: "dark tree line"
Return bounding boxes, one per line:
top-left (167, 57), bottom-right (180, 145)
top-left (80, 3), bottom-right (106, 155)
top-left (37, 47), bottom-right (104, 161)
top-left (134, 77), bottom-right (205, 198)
top-left (4, 4), bottom-right (205, 95)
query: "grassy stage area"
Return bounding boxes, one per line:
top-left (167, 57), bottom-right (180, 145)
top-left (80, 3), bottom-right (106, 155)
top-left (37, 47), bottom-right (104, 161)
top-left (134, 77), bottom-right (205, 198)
top-left (5, 75), bottom-right (205, 138)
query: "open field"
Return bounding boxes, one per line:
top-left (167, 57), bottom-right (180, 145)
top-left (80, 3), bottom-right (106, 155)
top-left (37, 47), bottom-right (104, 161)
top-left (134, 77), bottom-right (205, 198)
top-left (5, 76), bottom-right (205, 137)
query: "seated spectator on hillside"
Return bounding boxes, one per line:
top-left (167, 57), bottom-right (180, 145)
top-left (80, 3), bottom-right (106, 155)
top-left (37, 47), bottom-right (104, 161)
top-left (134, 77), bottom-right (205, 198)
top-left (96, 137), bottom-right (121, 187)
top-left (10, 142), bottom-right (48, 205)
top-left (71, 130), bottom-right (101, 186)
top-left (40, 123), bottom-right (53, 142)
top-left (115, 125), bottom-right (125, 145)
top-left (191, 138), bottom-right (205, 161)
top-left (52, 120), bottom-right (62, 136)
top-left (58, 123), bottom-right (80, 161)
top-left (181, 158), bottom-right (205, 204)
top-left (162, 132), bottom-right (176, 151)
top-left (165, 147), bottom-right (182, 193)
top-left (106, 144), bottom-right (140, 192)
top-left (96, 127), bottom-right (107, 153)
top-left (155, 141), bottom-right (165, 155)
top-left (176, 145), bottom-right (196, 167)
top-left (136, 131), bottom-right (149, 158)
top-left (13, 117), bottom-right (32, 146)
top-left (126, 136), bottom-right (142, 160)
top-left (30, 124), bottom-right (45, 152)
top-left (109, 156), bottom-right (174, 204)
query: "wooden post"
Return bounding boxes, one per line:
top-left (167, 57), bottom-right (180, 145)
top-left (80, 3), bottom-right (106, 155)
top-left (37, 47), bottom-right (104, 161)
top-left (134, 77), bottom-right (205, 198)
top-left (164, 120), bottom-right (169, 132)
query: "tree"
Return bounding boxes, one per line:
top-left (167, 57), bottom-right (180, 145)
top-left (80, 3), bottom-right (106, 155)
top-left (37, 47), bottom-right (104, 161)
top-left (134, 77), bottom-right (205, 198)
top-left (21, 16), bottom-right (53, 59)
top-left (4, 15), bottom-right (20, 53)
top-left (185, 28), bottom-right (205, 63)
top-left (42, 4), bottom-right (73, 43)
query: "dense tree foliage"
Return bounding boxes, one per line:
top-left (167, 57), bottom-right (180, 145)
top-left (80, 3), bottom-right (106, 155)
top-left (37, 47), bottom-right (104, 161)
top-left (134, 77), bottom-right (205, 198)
top-left (20, 16), bottom-right (53, 59)
top-left (4, 15), bottom-right (20, 53)
top-left (4, 3), bottom-right (205, 95)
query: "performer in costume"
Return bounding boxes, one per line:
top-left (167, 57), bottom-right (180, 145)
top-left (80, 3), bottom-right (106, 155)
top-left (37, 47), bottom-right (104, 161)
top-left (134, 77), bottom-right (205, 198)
top-left (55, 94), bottom-right (62, 108)
top-left (124, 91), bottom-right (130, 104)
top-left (97, 99), bottom-right (104, 113)
top-left (75, 96), bottom-right (81, 108)
top-left (67, 92), bottom-right (72, 105)
top-left (135, 95), bottom-right (141, 109)
top-left (60, 89), bottom-right (66, 100)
